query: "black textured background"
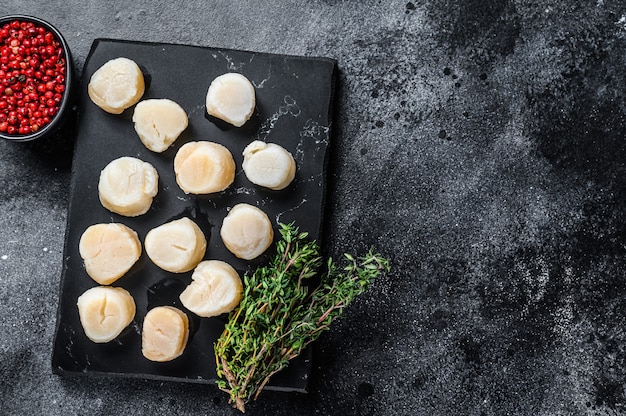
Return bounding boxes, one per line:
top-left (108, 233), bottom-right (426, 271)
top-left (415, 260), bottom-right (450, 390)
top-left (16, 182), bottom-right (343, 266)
top-left (2, 1), bottom-right (626, 415)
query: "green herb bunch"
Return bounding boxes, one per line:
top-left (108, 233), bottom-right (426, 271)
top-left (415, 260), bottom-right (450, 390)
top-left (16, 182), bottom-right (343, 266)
top-left (214, 222), bottom-right (390, 412)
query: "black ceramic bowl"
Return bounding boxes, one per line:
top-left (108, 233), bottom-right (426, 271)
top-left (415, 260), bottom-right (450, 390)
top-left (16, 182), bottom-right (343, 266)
top-left (0, 15), bottom-right (75, 142)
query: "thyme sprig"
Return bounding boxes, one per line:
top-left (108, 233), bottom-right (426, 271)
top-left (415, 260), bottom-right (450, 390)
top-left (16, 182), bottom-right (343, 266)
top-left (214, 222), bottom-right (390, 412)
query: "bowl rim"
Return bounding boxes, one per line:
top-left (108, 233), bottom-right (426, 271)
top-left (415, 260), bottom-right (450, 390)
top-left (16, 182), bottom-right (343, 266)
top-left (0, 14), bottom-right (74, 142)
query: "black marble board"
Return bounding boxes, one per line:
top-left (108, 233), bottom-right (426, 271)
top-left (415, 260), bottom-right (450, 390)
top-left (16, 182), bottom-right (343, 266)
top-left (52, 38), bottom-right (337, 392)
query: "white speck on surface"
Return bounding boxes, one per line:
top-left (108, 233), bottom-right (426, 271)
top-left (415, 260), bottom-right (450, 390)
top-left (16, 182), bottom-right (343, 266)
top-left (234, 187), bottom-right (254, 195)
top-left (219, 51), bottom-right (246, 71)
top-left (253, 70), bottom-right (271, 88)
top-left (1, 255), bottom-right (7, 260)
top-left (256, 96), bottom-right (301, 140)
top-left (275, 198), bottom-right (307, 223)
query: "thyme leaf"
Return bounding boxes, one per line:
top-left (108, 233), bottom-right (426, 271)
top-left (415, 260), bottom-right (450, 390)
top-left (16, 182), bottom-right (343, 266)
top-left (214, 222), bottom-right (390, 412)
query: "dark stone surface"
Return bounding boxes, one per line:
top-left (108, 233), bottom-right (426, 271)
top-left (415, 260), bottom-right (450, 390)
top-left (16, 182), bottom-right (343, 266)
top-left (52, 38), bottom-right (336, 390)
top-left (2, 1), bottom-right (626, 415)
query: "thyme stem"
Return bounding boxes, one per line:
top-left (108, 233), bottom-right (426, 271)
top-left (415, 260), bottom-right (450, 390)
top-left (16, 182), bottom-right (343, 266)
top-left (214, 223), bottom-right (390, 412)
